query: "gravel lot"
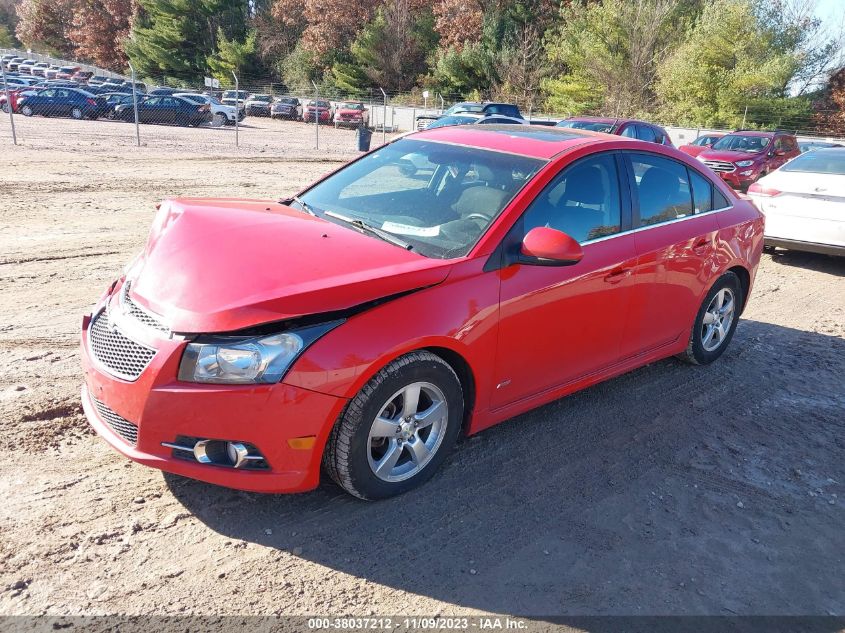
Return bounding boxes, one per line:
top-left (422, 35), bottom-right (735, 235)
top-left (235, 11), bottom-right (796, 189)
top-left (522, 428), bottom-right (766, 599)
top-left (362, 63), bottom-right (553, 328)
top-left (1, 116), bottom-right (844, 618)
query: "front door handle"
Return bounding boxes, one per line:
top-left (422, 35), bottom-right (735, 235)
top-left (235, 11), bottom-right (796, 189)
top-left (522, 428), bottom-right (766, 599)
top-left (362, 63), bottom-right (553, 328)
top-left (604, 268), bottom-right (632, 284)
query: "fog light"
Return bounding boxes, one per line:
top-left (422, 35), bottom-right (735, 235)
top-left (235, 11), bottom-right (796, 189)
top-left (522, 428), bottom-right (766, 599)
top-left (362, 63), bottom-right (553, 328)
top-left (739, 169), bottom-right (753, 176)
top-left (227, 442), bottom-right (250, 468)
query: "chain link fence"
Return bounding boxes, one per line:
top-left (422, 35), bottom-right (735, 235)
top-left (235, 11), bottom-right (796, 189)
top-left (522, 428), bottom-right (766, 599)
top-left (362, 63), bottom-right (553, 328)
top-left (3, 47), bottom-right (845, 156)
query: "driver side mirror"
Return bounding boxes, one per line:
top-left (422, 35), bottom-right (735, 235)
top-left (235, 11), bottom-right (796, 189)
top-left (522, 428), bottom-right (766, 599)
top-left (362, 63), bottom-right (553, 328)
top-left (519, 227), bottom-right (583, 266)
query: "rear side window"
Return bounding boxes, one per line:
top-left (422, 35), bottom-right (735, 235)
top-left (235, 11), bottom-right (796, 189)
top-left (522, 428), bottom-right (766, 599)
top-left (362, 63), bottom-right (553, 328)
top-left (630, 154), bottom-right (693, 226)
top-left (485, 104), bottom-right (519, 118)
top-left (714, 188), bottom-right (730, 209)
top-left (688, 169), bottom-right (713, 214)
top-left (636, 125), bottom-right (656, 143)
top-left (522, 153), bottom-right (622, 243)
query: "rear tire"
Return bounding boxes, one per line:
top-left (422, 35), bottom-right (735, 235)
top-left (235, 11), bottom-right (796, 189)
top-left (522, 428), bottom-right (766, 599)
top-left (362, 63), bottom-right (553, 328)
top-left (71, 107), bottom-right (83, 120)
top-left (324, 351), bottom-right (464, 500)
top-left (21, 105), bottom-right (33, 117)
top-left (680, 271), bottom-right (743, 365)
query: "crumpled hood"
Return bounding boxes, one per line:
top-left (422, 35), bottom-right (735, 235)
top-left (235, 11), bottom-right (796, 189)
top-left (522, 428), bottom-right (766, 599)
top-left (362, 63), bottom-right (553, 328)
top-left (127, 198), bottom-right (452, 333)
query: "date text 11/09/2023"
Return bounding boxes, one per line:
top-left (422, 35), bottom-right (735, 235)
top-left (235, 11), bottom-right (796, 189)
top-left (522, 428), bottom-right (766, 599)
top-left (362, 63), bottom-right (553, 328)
top-left (307, 617), bottom-right (529, 630)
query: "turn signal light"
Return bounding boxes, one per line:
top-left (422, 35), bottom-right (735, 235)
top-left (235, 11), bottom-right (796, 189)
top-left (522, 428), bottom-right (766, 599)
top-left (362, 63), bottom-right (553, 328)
top-left (747, 183), bottom-right (782, 197)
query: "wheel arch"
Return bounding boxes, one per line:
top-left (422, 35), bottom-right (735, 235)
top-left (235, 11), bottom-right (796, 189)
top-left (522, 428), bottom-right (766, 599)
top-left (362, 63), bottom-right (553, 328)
top-left (726, 264), bottom-right (751, 315)
top-left (422, 345), bottom-right (476, 433)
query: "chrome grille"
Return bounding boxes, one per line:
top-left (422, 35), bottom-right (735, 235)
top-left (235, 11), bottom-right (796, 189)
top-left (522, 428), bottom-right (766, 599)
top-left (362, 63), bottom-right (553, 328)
top-left (703, 160), bottom-right (736, 173)
top-left (89, 311), bottom-right (155, 381)
top-left (93, 397), bottom-right (138, 445)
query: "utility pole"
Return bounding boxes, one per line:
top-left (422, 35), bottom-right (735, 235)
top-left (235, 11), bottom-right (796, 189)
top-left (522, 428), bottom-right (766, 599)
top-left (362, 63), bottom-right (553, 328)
top-left (232, 71), bottom-right (239, 147)
top-left (1, 62), bottom-right (17, 145)
top-left (128, 62), bottom-right (140, 147)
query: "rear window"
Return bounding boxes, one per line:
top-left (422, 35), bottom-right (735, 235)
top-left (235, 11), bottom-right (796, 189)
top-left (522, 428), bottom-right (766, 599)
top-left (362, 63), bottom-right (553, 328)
top-left (557, 120), bottom-right (614, 133)
top-left (781, 150), bottom-right (845, 175)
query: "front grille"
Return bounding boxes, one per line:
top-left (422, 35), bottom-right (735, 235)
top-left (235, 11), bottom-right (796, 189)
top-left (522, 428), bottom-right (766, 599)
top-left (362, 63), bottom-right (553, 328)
top-left (703, 160), bottom-right (736, 173)
top-left (89, 311), bottom-right (156, 381)
top-left (122, 286), bottom-right (169, 334)
top-left (93, 397), bottom-right (138, 445)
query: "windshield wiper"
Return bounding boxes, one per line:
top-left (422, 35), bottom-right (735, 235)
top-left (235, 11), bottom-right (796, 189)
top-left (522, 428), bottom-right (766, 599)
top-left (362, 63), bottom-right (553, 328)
top-left (324, 210), bottom-right (413, 251)
top-left (283, 195), bottom-right (317, 216)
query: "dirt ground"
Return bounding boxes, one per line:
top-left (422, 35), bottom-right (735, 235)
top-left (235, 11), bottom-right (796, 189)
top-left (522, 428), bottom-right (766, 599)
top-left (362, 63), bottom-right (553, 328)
top-left (1, 116), bottom-right (844, 619)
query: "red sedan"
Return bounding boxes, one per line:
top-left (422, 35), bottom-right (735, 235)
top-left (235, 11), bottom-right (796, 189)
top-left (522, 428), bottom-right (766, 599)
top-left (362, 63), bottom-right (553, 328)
top-left (81, 126), bottom-right (763, 499)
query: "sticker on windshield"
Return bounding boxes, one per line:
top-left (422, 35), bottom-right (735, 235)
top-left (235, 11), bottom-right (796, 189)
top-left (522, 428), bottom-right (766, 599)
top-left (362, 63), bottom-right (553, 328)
top-left (381, 222), bottom-right (440, 237)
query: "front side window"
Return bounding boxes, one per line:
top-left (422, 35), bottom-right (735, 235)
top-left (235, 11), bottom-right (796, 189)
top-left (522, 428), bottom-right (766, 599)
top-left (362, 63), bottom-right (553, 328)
top-left (297, 139), bottom-right (544, 259)
top-left (636, 125), bottom-right (657, 142)
top-left (522, 153), bottom-right (622, 243)
top-left (619, 124), bottom-right (637, 138)
top-left (630, 153), bottom-right (693, 226)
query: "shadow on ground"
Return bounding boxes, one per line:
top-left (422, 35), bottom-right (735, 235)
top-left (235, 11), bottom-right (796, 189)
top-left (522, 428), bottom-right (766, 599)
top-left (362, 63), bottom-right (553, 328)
top-left (166, 320), bottom-right (845, 616)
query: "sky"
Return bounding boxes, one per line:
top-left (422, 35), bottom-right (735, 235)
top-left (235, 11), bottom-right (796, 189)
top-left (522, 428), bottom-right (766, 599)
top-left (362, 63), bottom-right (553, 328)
top-left (814, 0), bottom-right (845, 29)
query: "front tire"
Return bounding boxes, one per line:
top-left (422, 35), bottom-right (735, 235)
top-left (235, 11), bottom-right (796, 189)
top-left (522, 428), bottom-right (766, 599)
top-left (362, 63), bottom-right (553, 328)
top-left (680, 271), bottom-right (743, 365)
top-left (21, 105), bottom-right (33, 117)
top-left (71, 107), bottom-right (83, 120)
top-left (324, 351), bottom-right (464, 500)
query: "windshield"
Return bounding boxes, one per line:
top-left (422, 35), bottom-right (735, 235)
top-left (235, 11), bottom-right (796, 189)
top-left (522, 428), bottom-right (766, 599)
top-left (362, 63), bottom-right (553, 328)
top-left (781, 149), bottom-right (845, 174)
top-left (278, 97), bottom-right (297, 104)
top-left (711, 134), bottom-right (771, 153)
top-left (295, 139), bottom-right (544, 258)
top-left (556, 120), bottom-right (614, 133)
top-left (426, 115), bottom-right (478, 129)
top-left (341, 102), bottom-right (364, 110)
top-left (444, 103), bottom-right (482, 115)
top-left (693, 135), bottom-right (720, 146)
top-left (253, 95), bottom-right (272, 102)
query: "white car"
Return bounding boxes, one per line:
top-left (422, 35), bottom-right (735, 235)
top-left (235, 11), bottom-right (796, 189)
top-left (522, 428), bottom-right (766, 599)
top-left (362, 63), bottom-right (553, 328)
top-left (747, 147), bottom-right (845, 256)
top-left (424, 113), bottom-right (528, 130)
top-left (174, 93), bottom-right (241, 126)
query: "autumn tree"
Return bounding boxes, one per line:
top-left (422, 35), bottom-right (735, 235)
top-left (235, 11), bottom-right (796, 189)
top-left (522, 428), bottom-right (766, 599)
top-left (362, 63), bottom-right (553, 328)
top-left (69, 0), bottom-right (134, 71)
top-left (813, 66), bottom-right (845, 136)
top-left (16, 0), bottom-right (78, 57)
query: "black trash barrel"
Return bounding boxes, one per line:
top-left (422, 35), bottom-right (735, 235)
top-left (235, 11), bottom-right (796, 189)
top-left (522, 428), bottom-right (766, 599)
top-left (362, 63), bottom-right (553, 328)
top-left (356, 126), bottom-right (372, 152)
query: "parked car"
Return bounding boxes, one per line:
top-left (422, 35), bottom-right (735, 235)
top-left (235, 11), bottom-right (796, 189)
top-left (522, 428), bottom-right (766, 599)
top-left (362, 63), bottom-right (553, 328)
top-left (17, 87), bottom-right (106, 119)
top-left (697, 130), bottom-right (801, 191)
top-left (416, 101), bottom-right (523, 129)
top-left (2, 76), bottom-right (40, 88)
top-left (175, 93), bottom-right (242, 125)
top-left (678, 133), bottom-right (725, 158)
top-left (747, 147), bottom-right (844, 256)
top-left (100, 92), bottom-right (135, 118)
top-left (6, 58), bottom-right (25, 72)
top-left (271, 96), bottom-right (302, 120)
top-left (87, 75), bottom-right (110, 86)
top-left (81, 125), bottom-right (761, 499)
top-left (556, 117), bottom-right (674, 146)
top-left (44, 66), bottom-right (62, 80)
top-left (303, 99), bottom-right (333, 123)
top-left (244, 94), bottom-right (274, 117)
top-left (30, 62), bottom-right (51, 77)
top-left (114, 95), bottom-right (211, 126)
top-left (333, 101), bottom-right (370, 128)
top-left (424, 113), bottom-right (527, 129)
top-left (71, 70), bottom-right (94, 83)
top-left (221, 90), bottom-right (250, 108)
top-left (0, 86), bottom-right (41, 113)
top-left (56, 66), bottom-right (81, 80)
top-left (148, 87), bottom-right (186, 96)
top-left (99, 82), bottom-right (127, 92)
top-left (18, 60), bottom-right (38, 75)
top-left (798, 140), bottom-right (842, 153)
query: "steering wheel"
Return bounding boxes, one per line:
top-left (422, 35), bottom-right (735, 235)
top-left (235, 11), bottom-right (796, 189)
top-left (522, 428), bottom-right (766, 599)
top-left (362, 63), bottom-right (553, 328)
top-left (465, 212), bottom-right (492, 222)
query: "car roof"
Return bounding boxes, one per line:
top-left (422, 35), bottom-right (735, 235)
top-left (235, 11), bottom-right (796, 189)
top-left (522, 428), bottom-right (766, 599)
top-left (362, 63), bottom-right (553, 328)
top-left (726, 130), bottom-right (778, 137)
top-left (411, 124), bottom-right (621, 159)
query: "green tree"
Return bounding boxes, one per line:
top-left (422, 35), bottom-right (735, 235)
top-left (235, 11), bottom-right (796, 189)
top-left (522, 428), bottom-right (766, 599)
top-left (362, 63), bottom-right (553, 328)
top-left (126, 0), bottom-right (251, 82)
top-left (655, 0), bottom-right (801, 127)
top-left (207, 27), bottom-right (258, 81)
top-left (543, 0), bottom-right (691, 116)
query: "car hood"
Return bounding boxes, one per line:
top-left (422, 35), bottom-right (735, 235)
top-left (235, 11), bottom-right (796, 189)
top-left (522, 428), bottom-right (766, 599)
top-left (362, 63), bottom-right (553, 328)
top-left (126, 198), bottom-right (452, 333)
top-left (337, 108), bottom-right (363, 115)
top-left (699, 149), bottom-right (766, 162)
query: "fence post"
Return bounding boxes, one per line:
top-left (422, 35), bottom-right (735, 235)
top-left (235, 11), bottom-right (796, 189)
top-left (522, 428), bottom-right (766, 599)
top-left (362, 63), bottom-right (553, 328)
top-left (128, 62), bottom-right (140, 147)
top-left (1, 62), bottom-right (17, 145)
top-left (231, 71), bottom-right (239, 148)
top-left (438, 93), bottom-right (444, 114)
top-left (741, 105), bottom-right (748, 129)
top-left (379, 87), bottom-right (387, 145)
top-left (311, 80), bottom-right (319, 150)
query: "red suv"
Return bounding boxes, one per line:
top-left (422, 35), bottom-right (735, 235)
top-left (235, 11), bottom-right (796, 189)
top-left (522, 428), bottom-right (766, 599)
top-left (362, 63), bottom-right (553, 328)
top-left (81, 126), bottom-right (762, 499)
top-left (696, 130), bottom-right (800, 190)
top-left (556, 117), bottom-right (674, 146)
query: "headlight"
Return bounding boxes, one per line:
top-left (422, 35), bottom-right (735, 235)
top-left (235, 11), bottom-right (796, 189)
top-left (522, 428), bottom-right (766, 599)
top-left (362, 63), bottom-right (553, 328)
top-left (735, 160), bottom-right (754, 167)
top-left (178, 321), bottom-right (342, 384)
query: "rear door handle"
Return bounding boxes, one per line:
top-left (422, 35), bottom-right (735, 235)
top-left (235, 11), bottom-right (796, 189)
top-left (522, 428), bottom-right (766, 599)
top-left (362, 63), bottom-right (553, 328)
top-left (604, 268), bottom-right (632, 284)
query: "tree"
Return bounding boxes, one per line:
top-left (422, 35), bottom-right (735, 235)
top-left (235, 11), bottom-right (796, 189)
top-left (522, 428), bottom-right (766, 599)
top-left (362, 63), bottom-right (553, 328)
top-left (126, 0), bottom-right (251, 82)
top-left (494, 23), bottom-right (552, 109)
top-left (655, 0), bottom-right (804, 127)
top-left (813, 66), bottom-right (845, 136)
top-left (16, 0), bottom-right (78, 57)
top-left (0, 0), bottom-right (20, 47)
top-left (342, 0), bottom-right (437, 92)
top-left (207, 27), bottom-right (257, 81)
top-left (543, 0), bottom-right (688, 116)
top-left (69, 0), bottom-right (134, 71)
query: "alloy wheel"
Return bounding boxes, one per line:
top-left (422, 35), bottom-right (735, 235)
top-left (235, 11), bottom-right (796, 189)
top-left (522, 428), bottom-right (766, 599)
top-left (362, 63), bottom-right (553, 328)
top-left (701, 287), bottom-right (735, 352)
top-left (71, 107), bottom-right (83, 119)
top-left (367, 382), bottom-right (448, 483)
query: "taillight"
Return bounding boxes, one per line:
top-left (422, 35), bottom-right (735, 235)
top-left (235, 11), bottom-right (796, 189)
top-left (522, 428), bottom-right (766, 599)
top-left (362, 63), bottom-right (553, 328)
top-left (86, 98), bottom-right (97, 106)
top-left (747, 183), bottom-right (782, 197)
top-left (198, 104), bottom-right (209, 112)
